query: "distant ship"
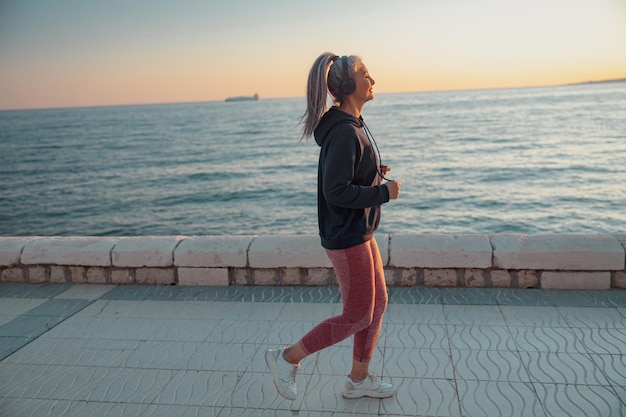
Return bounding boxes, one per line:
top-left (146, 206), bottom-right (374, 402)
top-left (225, 93), bottom-right (259, 102)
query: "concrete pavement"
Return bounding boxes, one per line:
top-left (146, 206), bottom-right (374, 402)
top-left (1, 283), bottom-right (625, 416)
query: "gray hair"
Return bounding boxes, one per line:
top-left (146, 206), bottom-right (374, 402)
top-left (299, 52), bottom-right (359, 141)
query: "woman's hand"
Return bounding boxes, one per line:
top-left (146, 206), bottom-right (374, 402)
top-left (385, 180), bottom-right (401, 200)
top-left (381, 164), bottom-right (391, 177)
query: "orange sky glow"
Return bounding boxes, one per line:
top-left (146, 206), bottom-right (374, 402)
top-left (0, 0), bottom-right (625, 110)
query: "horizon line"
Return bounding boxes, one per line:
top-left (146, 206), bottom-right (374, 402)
top-left (2, 77), bottom-right (624, 113)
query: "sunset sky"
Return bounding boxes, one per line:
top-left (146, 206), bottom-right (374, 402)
top-left (1, 0), bottom-right (625, 110)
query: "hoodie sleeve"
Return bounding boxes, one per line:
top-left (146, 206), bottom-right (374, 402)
top-left (321, 128), bottom-right (390, 209)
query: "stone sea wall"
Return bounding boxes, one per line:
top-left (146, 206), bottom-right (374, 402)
top-left (1, 234), bottom-right (625, 290)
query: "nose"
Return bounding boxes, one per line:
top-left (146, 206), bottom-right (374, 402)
top-left (370, 77), bottom-right (375, 86)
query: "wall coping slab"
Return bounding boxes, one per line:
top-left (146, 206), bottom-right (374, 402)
top-left (491, 233), bottom-right (625, 270)
top-left (249, 235), bottom-right (329, 268)
top-left (390, 233), bottom-right (492, 268)
top-left (20, 236), bottom-right (119, 267)
top-left (112, 236), bottom-right (185, 267)
top-left (247, 234), bottom-right (390, 268)
top-left (174, 235), bottom-right (253, 267)
top-left (0, 237), bottom-right (40, 266)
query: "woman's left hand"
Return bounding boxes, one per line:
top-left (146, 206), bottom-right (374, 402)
top-left (381, 165), bottom-right (391, 176)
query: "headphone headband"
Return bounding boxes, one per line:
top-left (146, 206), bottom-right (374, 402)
top-left (339, 55), bottom-right (356, 95)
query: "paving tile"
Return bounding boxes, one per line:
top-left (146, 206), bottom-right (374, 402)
top-left (149, 318), bottom-right (220, 342)
top-left (521, 351), bottom-right (609, 385)
top-left (457, 380), bottom-right (546, 417)
top-left (384, 304), bottom-right (445, 324)
top-left (443, 305), bottom-right (506, 326)
top-left (140, 404), bottom-right (222, 417)
top-left (500, 305), bottom-right (568, 327)
top-left (558, 306), bottom-right (626, 328)
top-left (452, 349), bottom-right (530, 382)
top-left (590, 353), bottom-right (626, 388)
top-left (0, 315), bottom-right (65, 338)
top-left (380, 377), bottom-right (460, 417)
top-left (545, 289), bottom-right (616, 307)
top-left (227, 370), bottom-right (304, 411)
top-left (388, 286), bottom-right (443, 304)
top-left (533, 383), bottom-right (625, 417)
top-left (0, 297), bottom-right (47, 315)
top-left (63, 401), bottom-right (149, 417)
top-left (263, 320), bottom-right (325, 346)
top-left (311, 345), bottom-right (384, 376)
top-left (54, 284), bottom-right (117, 300)
top-left (447, 325), bottom-right (516, 351)
top-left (494, 288), bottom-right (552, 306)
top-left (224, 301), bottom-right (287, 321)
top-left (0, 397), bottom-right (75, 417)
top-left (572, 327), bottom-right (626, 355)
top-left (22, 298), bottom-right (90, 317)
top-left (0, 336), bottom-right (31, 361)
top-left (3, 336), bottom-right (138, 367)
top-left (384, 347), bottom-right (454, 380)
top-left (440, 287), bottom-right (500, 305)
top-left (384, 323), bottom-right (449, 351)
top-left (81, 367), bottom-right (174, 404)
top-left (210, 319), bottom-right (274, 344)
top-left (297, 373), bottom-right (379, 414)
top-left (155, 370), bottom-right (240, 407)
top-left (509, 326), bottom-right (588, 353)
top-left (0, 283), bottom-right (72, 299)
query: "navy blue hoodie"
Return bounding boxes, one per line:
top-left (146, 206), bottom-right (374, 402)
top-left (314, 107), bottom-right (390, 249)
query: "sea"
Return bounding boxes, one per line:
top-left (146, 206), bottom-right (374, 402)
top-left (1, 82), bottom-right (625, 237)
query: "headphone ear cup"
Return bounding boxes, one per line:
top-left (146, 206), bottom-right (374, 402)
top-left (340, 78), bottom-right (356, 95)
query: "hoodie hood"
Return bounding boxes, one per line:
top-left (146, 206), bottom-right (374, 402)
top-left (314, 107), bottom-right (363, 147)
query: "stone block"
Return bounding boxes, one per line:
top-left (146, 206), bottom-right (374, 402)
top-left (111, 269), bottom-right (134, 285)
top-left (491, 270), bottom-right (512, 288)
top-left (135, 268), bottom-right (175, 285)
top-left (307, 268), bottom-right (334, 286)
top-left (233, 268), bottom-right (249, 285)
top-left (28, 266), bottom-right (47, 283)
top-left (112, 236), bottom-right (184, 267)
top-left (86, 267), bottom-right (107, 284)
top-left (252, 269), bottom-right (278, 285)
top-left (21, 237), bottom-right (118, 267)
top-left (249, 235), bottom-right (332, 268)
top-left (1, 267), bottom-right (25, 282)
top-left (517, 270), bottom-right (539, 288)
top-left (397, 268), bottom-right (419, 286)
top-left (0, 237), bottom-right (37, 266)
top-left (615, 271), bottom-right (626, 289)
top-left (541, 271), bottom-right (611, 290)
top-left (178, 267), bottom-right (229, 286)
top-left (424, 269), bottom-right (457, 287)
top-left (50, 266), bottom-right (68, 283)
top-left (69, 266), bottom-right (86, 283)
top-left (390, 234), bottom-right (491, 268)
top-left (175, 236), bottom-right (252, 267)
top-left (282, 268), bottom-right (301, 286)
top-left (464, 269), bottom-right (486, 287)
top-left (491, 234), bottom-right (624, 270)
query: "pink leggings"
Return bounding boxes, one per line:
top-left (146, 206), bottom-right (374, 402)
top-left (298, 237), bottom-right (388, 363)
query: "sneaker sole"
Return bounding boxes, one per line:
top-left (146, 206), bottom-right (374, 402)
top-left (343, 389), bottom-right (395, 399)
top-left (265, 350), bottom-right (297, 401)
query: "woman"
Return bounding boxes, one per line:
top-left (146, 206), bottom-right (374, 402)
top-left (266, 52), bottom-right (401, 400)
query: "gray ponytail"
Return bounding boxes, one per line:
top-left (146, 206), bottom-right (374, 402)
top-left (299, 52), bottom-right (357, 141)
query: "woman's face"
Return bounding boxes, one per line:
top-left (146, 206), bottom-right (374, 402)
top-left (352, 62), bottom-right (376, 103)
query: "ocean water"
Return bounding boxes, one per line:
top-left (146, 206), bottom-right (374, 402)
top-left (1, 82), bottom-right (625, 237)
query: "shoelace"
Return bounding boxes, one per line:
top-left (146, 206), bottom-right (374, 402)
top-left (289, 365), bottom-right (298, 384)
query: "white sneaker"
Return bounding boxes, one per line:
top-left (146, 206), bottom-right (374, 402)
top-left (265, 348), bottom-right (299, 400)
top-left (343, 374), bottom-right (395, 399)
